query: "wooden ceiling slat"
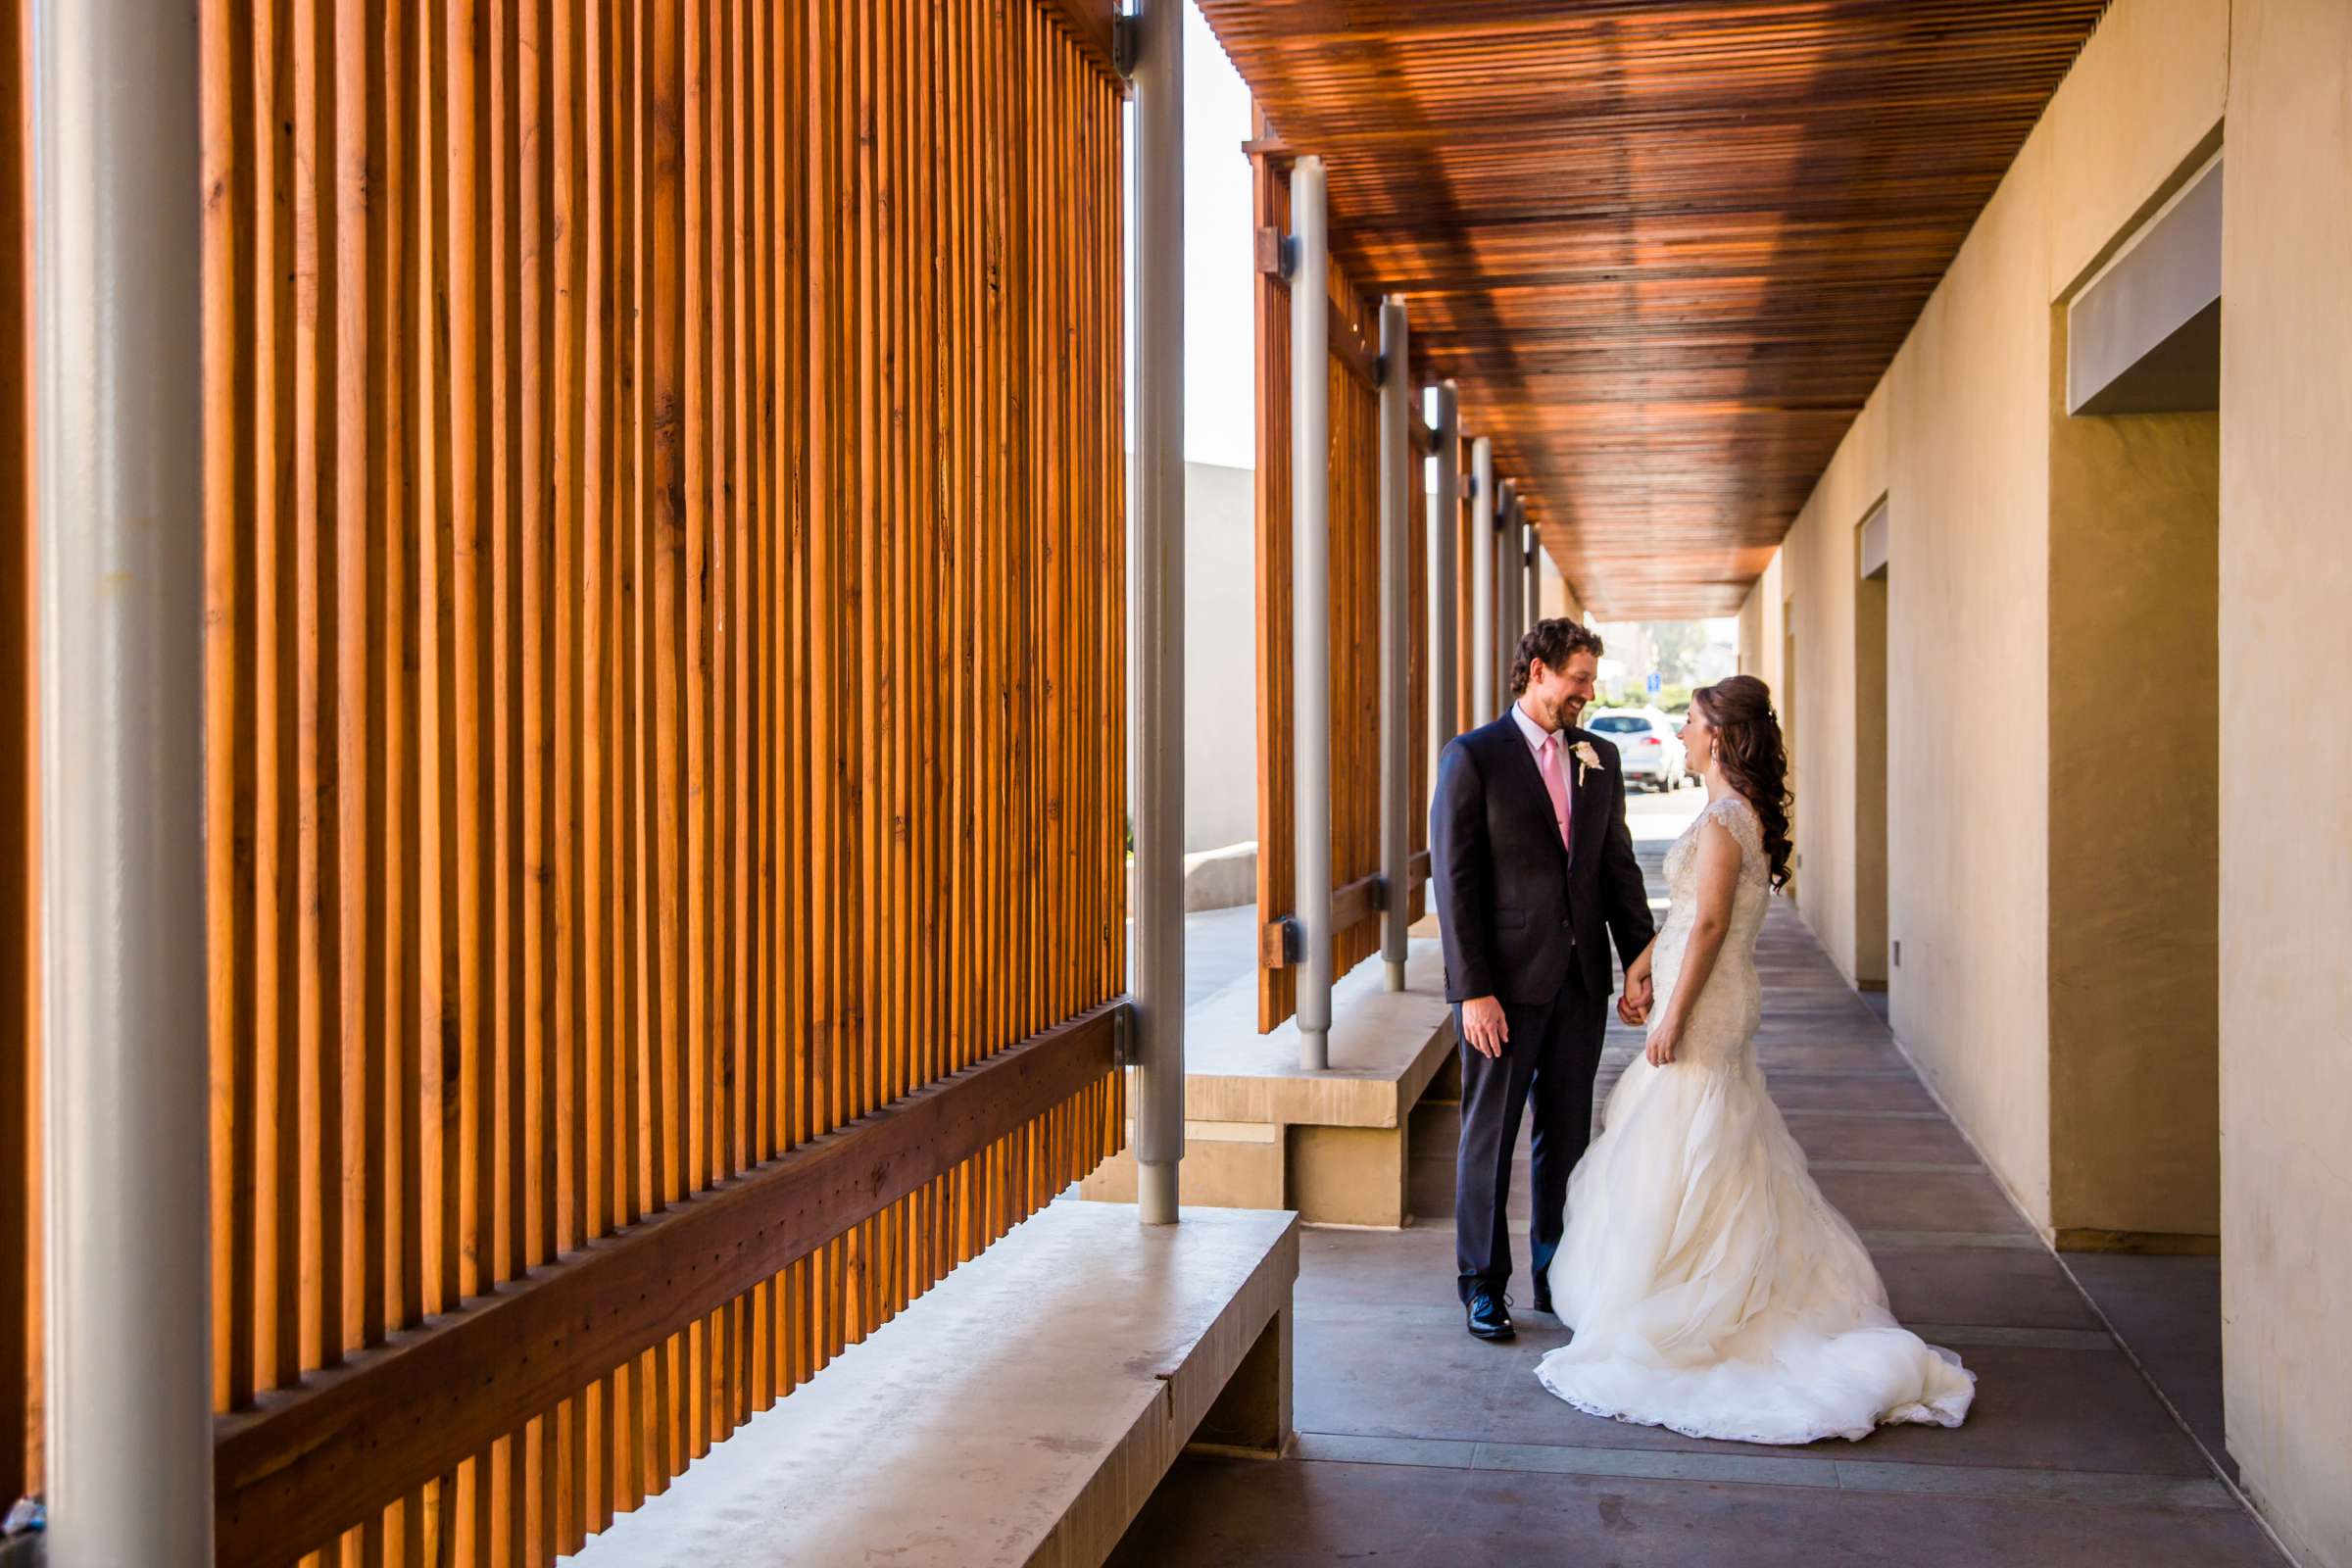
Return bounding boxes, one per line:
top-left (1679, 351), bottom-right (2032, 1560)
top-left (1198, 0), bottom-right (2108, 616)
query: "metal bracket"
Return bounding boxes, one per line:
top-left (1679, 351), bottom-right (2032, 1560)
top-left (1278, 232), bottom-right (1300, 282)
top-left (1113, 12), bottom-right (1141, 75)
top-left (1111, 1003), bottom-right (1136, 1069)
top-left (1278, 914), bottom-right (1303, 965)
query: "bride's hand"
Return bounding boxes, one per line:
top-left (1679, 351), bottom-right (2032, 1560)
top-left (1645, 1013), bottom-right (1682, 1068)
top-left (1618, 953), bottom-right (1654, 1026)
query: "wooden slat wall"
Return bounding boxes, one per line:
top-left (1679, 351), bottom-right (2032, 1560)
top-left (199, 2), bottom-right (1125, 1563)
top-left (0, 0), bottom-right (36, 1512)
top-left (1251, 146), bottom-right (1405, 1033)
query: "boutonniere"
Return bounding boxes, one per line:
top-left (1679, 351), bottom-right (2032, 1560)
top-left (1572, 740), bottom-right (1603, 785)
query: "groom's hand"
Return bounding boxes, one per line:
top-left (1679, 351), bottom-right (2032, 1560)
top-left (1461, 996), bottom-right (1509, 1058)
top-left (1617, 960), bottom-right (1654, 1026)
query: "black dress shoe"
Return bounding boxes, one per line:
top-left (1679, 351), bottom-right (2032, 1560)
top-left (1465, 1283), bottom-right (1515, 1342)
top-left (1530, 1274), bottom-right (1553, 1316)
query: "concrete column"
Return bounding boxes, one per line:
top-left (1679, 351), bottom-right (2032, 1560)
top-left (1469, 438), bottom-right (1494, 719)
top-left (1376, 299), bottom-right (1410, 992)
top-left (1128, 0), bottom-right (1185, 1224)
top-left (1427, 382), bottom-right (1459, 762)
top-left (32, 0), bottom-right (212, 1558)
top-left (1290, 156), bottom-right (1333, 1069)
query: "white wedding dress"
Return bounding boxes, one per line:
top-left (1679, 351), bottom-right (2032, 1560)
top-left (1535, 794), bottom-right (1976, 1445)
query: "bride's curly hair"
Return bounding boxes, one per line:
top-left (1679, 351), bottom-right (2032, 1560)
top-left (1691, 675), bottom-right (1794, 891)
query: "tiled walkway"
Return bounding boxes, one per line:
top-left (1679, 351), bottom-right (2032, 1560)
top-left (1109, 836), bottom-right (2283, 1567)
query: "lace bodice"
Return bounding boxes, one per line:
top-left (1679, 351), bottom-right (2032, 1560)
top-left (1650, 795), bottom-right (1773, 1071)
top-left (1664, 793), bottom-right (1773, 895)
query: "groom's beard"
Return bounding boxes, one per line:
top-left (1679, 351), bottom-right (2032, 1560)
top-left (1554, 694), bottom-right (1586, 729)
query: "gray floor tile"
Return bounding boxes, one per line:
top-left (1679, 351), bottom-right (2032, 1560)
top-left (1116, 887), bottom-right (2265, 1566)
top-left (1110, 1453), bottom-right (2286, 1567)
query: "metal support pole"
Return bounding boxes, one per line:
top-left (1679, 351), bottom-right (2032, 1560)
top-left (1129, 0), bottom-right (1185, 1224)
top-left (1291, 156), bottom-right (1333, 1069)
top-left (33, 0), bottom-right (212, 1558)
top-left (1428, 382), bottom-right (1459, 760)
top-left (1525, 523), bottom-right (1544, 629)
top-left (1510, 497), bottom-right (1528, 653)
top-left (1469, 438), bottom-right (1495, 720)
top-left (1376, 299), bottom-right (1410, 993)
top-left (1494, 479), bottom-right (1518, 704)
top-left (1514, 506), bottom-right (1530, 645)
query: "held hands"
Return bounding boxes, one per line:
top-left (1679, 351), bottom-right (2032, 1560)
top-left (1616, 953), bottom-right (1655, 1028)
top-left (1461, 996), bottom-right (1509, 1058)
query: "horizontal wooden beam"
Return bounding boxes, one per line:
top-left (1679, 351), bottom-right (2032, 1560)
top-left (1037, 0), bottom-right (1122, 85)
top-left (1327, 304), bottom-right (1380, 389)
top-left (212, 998), bottom-right (1131, 1568)
top-left (1410, 416), bottom-right (1439, 457)
top-left (1260, 859), bottom-right (1431, 970)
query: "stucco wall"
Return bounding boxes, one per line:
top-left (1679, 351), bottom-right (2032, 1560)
top-left (1731, 0), bottom-right (2352, 1554)
top-left (1877, 139), bottom-right (2059, 1227)
top-left (1740, 0), bottom-right (2232, 1236)
top-left (2218, 2), bottom-right (2352, 1561)
top-left (2045, 384), bottom-right (2221, 1242)
top-left (1769, 385), bottom-right (1887, 988)
top-left (1736, 554), bottom-right (1783, 693)
top-left (1540, 567), bottom-right (1585, 625)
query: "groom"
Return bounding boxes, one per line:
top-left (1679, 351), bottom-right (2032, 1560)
top-left (1431, 618), bottom-right (1655, 1342)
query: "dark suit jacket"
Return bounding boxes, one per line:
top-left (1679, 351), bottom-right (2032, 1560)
top-left (1430, 710), bottom-right (1657, 1005)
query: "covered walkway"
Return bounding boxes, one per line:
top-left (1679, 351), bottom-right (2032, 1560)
top-left (1111, 820), bottom-right (2282, 1566)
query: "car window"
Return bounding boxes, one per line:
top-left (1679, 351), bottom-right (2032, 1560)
top-left (1589, 715), bottom-right (1648, 734)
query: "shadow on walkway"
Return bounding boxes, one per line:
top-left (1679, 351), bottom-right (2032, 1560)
top-left (1109, 837), bottom-right (2282, 1567)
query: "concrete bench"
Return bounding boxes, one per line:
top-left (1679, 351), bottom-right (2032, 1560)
top-left (564, 1201), bottom-right (1298, 1568)
top-left (1082, 938), bottom-right (1458, 1228)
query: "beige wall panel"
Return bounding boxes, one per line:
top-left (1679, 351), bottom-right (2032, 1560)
top-left (1853, 568), bottom-right (1889, 990)
top-left (1879, 134), bottom-right (2058, 1227)
top-left (2044, 385), bottom-right (2219, 1240)
top-left (1774, 383), bottom-right (1889, 986)
top-left (2218, 1), bottom-right (2352, 1561)
top-left (1767, 0), bottom-right (2234, 1237)
top-left (2043, 0), bottom-right (2230, 298)
top-left (1541, 569), bottom-right (1586, 625)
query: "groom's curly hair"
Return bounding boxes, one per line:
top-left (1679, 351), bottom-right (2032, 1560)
top-left (1510, 618), bottom-right (1605, 696)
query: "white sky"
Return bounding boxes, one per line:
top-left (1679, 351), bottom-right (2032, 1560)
top-left (1182, 3), bottom-right (1258, 471)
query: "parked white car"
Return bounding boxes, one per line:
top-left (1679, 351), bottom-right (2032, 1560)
top-left (1586, 708), bottom-right (1690, 792)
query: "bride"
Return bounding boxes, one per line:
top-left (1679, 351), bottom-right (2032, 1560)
top-left (1534, 675), bottom-right (1976, 1445)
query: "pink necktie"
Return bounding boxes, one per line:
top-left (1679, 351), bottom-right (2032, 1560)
top-left (1537, 733), bottom-right (1572, 853)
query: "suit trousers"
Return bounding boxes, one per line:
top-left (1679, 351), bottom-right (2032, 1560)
top-left (1453, 969), bottom-right (1611, 1301)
